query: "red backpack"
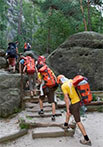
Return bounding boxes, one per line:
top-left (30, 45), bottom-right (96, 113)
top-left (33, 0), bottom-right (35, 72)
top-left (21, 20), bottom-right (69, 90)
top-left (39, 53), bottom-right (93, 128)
top-left (38, 65), bottom-right (57, 88)
top-left (73, 75), bottom-right (92, 104)
top-left (24, 56), bottom-right (35, 74)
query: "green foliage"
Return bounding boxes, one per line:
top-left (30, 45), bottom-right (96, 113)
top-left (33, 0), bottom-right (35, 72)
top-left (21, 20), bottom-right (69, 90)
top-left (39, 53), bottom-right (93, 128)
top-left (19, 117), bottom-right (29, 129)
top-left (0, 0), bottom-right (8, 49)
top-left (0, 0), bottom-right (103, 54)
top-left (92, 94), bottom-right (97, 101)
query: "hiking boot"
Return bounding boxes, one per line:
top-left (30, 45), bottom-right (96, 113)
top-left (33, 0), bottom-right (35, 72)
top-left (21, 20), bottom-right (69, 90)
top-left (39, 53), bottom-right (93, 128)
top-left (80, 139), bottom-right (92, 146)
top-left (51, 115), bottom-right (56, 121)
top-left (38, 110), bottom-right (44, 115)
top-left (63, 122), bottom-right (69, 129)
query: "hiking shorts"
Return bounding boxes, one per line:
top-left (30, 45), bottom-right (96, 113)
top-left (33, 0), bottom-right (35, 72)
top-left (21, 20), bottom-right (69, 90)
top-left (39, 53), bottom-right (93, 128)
top-left (8, 58), bottom-right (16, 66)
top-left (39, 86), bottom-right (57, 103)
top-left (69, 102), bottom-right (81, 123)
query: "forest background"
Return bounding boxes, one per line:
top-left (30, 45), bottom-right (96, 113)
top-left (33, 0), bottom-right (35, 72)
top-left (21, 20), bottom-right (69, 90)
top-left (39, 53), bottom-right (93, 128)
top-left (0, 0), bottom-right (103, 55)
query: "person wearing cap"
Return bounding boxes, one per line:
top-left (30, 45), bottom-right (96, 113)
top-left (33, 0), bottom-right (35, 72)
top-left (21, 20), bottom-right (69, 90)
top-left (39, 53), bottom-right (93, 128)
top-left (57, 75), bottom-right (91, 146)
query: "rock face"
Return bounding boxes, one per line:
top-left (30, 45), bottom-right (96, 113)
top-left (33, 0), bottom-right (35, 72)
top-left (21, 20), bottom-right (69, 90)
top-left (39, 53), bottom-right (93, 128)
top-left (0, 57), bottom-right (7, 69)
top-left (0, 70), bottom-right (21, 117)
top-left (0, 49), bottom-right (7, 69)
top-left (48, 31), bottom-right (103, 90)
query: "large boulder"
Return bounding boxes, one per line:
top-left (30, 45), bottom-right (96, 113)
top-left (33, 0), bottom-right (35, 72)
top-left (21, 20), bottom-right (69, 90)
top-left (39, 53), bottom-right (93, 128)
top-left (48, 31), bottom-right (103, 90)
top-left (0, 70), bottom-right (21, 117)
top-left (0, 49), bottom-right (5, 57)
top-left (24, 50), bottom-right (38, 60)
top-left (0, 57), bottom-right (7, 69)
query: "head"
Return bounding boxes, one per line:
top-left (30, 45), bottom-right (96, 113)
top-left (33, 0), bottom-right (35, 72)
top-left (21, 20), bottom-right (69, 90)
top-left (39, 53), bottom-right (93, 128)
top-left (57, 75), bottom-right (65, 84)
top-left (38, 56), bottom-right (46, 64)
top-left (20, 55), bottom-right (27, 60)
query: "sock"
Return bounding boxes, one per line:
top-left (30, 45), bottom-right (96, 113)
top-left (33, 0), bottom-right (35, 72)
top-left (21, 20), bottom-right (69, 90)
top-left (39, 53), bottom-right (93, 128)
top-left (52, 114), bottom-right (55, 117)
top-left (84, 135), bottom-right (89, 141)
top-left (41, 109), bottom-right (43, 111)
top-left (64, 122), bottom-right (68, 126)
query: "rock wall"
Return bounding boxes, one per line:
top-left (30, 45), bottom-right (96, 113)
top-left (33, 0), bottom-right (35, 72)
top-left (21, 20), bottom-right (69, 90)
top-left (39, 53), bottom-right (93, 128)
top-left (48, 31), bottom-right (103, 90)
top-left (0, 70), bottom-right (21, 117)
top-left (0, 49), bottom-right (21, 118)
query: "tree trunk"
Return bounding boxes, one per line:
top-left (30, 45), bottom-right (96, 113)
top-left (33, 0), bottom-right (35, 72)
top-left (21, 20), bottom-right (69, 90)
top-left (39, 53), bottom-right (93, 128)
top-left (18, 0), bottom-right (23, 35)
top-left (47, 7), bottom-right (52, 54)
top-left (80, 0), bottom-right (88, 31)
top-left (87, 0), bottom-right (92, 31)
top-left (47, 27), bottom-right (51, 54)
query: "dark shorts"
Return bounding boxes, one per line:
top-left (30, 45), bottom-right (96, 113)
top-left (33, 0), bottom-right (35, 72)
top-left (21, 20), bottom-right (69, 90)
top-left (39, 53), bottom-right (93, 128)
top-left (40, 86), bottom-right (57, 103)
top-left (69, 102), bottom-right (81, 123)
top-left (8, 58), bottom-right (16, 66)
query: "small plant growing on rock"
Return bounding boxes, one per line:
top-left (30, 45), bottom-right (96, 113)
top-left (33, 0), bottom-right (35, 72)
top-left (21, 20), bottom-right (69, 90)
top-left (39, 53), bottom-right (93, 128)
top-left (19, 117), bottom-right (29, 129)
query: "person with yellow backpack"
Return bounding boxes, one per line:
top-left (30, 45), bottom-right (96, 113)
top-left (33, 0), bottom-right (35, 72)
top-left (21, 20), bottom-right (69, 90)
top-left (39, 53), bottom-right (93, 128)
top-left (57, 75), bottom-right (92, 146)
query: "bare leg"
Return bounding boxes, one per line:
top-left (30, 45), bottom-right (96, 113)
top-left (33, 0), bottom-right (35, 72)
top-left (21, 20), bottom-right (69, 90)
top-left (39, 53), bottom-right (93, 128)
top-left (52, 102), bottom-right (55, 115)
top-left (77, 122), bottom-right (87, 136)
top-left (12, 66), bottom-right (15, 72)
top-left (39, 98), bottom-right (43, 110)
top-left (65, 112), bottom-right (71, 123)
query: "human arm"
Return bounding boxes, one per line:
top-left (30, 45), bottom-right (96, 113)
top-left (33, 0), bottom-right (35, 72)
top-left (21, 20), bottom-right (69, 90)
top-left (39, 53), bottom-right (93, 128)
top-left (64, 93), bottom-right (71, 116)
top-left (61, 84), bottom-right (71, 116)
top-left (23, 65), bottom-right (26, 73)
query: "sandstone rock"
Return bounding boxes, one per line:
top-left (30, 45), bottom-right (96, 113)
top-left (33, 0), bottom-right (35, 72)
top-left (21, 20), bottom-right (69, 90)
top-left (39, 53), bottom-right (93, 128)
top-left (24, 50), bottom-right (38, 60)
top-left (0, 49), bottom-right (5, 57)
top-left (0, 71), bottom-right (21, 117)
top-left (0, 57), bottom-right (7, 69)
top-left (48, 31), bottom-right (103, 90)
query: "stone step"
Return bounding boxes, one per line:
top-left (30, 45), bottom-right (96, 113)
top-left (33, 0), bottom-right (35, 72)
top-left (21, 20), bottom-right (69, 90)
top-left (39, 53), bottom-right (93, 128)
top-left (21, 121), bottom-right (76, 130)
top-left (25, 102), bottom-right (52, 109)
top-left (24, 90), bottom-right (40, 96)
top-left (23, 96), bottom-right (48, 103)
top-left (19, 113), bottom-right (76, 129)
top-left (26, 107), bottom-right (52, 113)
top-left (26, 112), bottom-right (62, 118)
top-left (25, 103), bottom-right (39, 109)
top-left (32, 127), bottom-right (75, 139)
top-left (0, 129), bottom-right (28, 143)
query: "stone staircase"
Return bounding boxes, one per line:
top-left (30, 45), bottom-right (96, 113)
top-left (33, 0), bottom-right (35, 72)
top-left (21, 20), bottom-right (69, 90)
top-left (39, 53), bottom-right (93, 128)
top-left (19, 90), bottom-right (76, 139)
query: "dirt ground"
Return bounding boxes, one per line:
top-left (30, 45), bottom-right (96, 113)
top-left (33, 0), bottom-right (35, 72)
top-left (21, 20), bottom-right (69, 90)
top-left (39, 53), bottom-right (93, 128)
top-left (0, 112), bottom-right (103, 147)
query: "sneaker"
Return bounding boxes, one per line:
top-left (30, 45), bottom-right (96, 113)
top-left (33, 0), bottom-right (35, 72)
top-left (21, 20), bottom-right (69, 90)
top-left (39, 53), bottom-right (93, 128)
top-left (63, 123), bottom-right (69, 129)
top-left (51, 115), bottom-right (55, 121)
top-left (80, 139), bottom-right (92, 146)
top-left (38, 110), bottom-right (44, 115)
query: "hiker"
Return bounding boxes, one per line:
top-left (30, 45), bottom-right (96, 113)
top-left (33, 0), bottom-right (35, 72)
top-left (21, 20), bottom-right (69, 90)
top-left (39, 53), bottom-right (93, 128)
top-left (20, 56), bottom-right (36, 97)
top-left (37, 56), bottom-right (46, 65)
top-left (57, 75), bottom-right (91, 146)
top-left (6, 42), bottom-right (18, 73)
top-left (24, 42), bottom-right (31, 52)
top-left (19, 55), bottom-right (27, 73)
top-left (37, 63), bottom-right (58, 121)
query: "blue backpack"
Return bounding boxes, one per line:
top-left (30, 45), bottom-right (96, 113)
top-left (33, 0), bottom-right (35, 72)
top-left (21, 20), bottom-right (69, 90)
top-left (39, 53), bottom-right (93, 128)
top-left (7, 43), bottom-right (17, 58)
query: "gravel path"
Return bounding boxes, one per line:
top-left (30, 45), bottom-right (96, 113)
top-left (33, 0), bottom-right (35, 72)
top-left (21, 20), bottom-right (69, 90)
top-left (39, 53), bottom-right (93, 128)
top-left (0, 112), bottom-right (103, 147)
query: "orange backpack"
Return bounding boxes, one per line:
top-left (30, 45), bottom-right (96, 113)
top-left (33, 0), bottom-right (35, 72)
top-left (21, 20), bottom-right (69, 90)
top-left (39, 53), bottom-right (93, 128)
top-left (24, 56), bottom-right (35, 74)
top-left (72, 75), bottom-right (84, 86)
top-left (38, 65), bottom-right (57, 88)
top-left (73, 75), bottom-right (92, 104)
